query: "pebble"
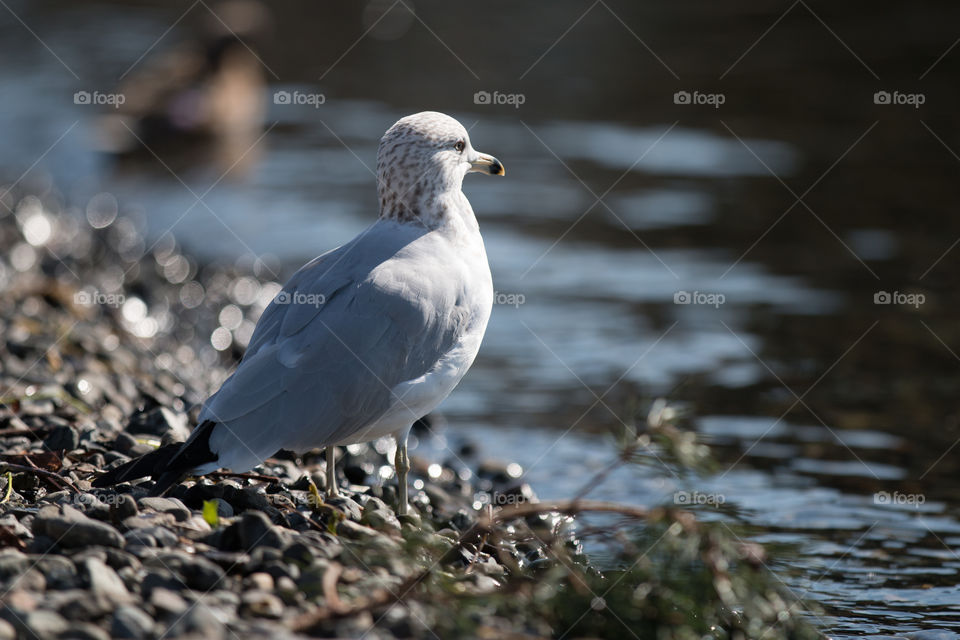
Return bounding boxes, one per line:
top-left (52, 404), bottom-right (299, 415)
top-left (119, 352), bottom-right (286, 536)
top-left (240, 589), bottom-right (285, 618)
top-left (83, 557), bottom-right (134, 608)
top-left (235, 510), bottom-right (289, 550)
top-left (110, 606), bottom-right (155, 639)
top-left (150, 587), bottom-right (189, 616)
top-left (43, 424), bottom-right (80, 451)
top-left (137, 496), bottom-right (191, 522)
top-left (32, 505), bottom-right (124, 548)
top-left (168, 603), bottom-right (226, 640)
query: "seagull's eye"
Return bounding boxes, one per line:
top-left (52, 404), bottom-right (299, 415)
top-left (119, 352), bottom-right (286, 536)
top-left (454, 140), bottom-right (465, 153)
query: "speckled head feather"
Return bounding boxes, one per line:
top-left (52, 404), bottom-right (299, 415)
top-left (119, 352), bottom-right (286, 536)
top-left (377, 111), bottom-right (503, 227)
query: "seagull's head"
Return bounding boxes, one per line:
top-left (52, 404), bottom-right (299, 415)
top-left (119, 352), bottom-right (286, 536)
top-left (377, 111), bottom-right (504, 223)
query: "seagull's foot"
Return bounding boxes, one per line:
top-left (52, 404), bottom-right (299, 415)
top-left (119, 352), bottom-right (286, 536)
top-left (325, 446), bottom-right (340, 498)
top-left (394, 439), bottom-right (410, 517)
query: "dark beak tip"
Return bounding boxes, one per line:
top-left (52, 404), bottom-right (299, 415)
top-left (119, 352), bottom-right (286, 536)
top-left (490, 159), bottom-right (505, 176)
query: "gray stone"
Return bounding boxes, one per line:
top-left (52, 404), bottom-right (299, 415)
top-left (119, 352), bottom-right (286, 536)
top-left (110, 494), bottom-right (138, 520)
top-left (32, 505), bottom-right (124, 548)
top-left (43, 425), bottom-right (79, 451)
top-left (243, 572), bottom-right (274, 591)
top-left (33, 555), bottom-right (79, 589)
top-left (63, 622), bottom-right (111, 640)
top-left (236, 511), bottom-right (289, 550)
top-left (327, 495), bottom-right (363, 521)
top-left (23, 609), bottom-right (68, 638)
top-left (150, 587), bottom-right (189, 616)
top-left (150, 551), bottom-right (226, 591)
top-left (110, 606), bottom-right (154, 639)
top-left (362, 508), bottom-right (401, 532)
top-left (83, 557), bottom-right (133, 609)
top-left (240, 590), bottom-right (284, 619)
top-left (168, 603), bottom-right (226, 640)
top-left (126, 406), bottom-right (191, 441)
top-left (137, 497), bottom-right (190, 522)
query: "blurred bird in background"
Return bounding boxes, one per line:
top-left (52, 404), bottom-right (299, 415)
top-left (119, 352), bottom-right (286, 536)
top-left (95, 0), bottom-right (271, 178)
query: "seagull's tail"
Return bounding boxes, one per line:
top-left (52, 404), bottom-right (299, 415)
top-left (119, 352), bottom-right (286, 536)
top-left (92, 420), bottom-right (219, 495)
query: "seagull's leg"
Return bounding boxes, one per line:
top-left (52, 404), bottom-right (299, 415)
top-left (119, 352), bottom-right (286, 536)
top-left (326, 446), bottom-right (339, 498)
top-left (395, 432), bottom-right (410, 516)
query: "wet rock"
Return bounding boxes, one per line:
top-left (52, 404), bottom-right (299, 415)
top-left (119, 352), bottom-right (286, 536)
top-left (32, 504), bottom-right (124, 548)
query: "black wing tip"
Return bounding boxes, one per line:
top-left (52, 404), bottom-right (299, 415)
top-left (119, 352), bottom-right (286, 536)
top-left (92, 420), bottom-right (219, 490)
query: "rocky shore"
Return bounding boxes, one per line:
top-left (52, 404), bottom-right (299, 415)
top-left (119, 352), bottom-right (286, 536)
top-left (0, 186), bottom-right (819, 639)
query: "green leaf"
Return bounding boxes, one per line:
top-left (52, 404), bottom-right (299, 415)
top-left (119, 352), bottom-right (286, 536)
top-left (202, 499), bottom-right (220, 528)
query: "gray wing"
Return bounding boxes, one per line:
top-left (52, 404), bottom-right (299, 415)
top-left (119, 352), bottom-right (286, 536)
top-left (196, 220), bottom-right (471, 471)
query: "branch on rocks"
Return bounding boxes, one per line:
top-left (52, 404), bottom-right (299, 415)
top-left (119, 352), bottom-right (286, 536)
top-left (0, 461), bottom-right (77, 493)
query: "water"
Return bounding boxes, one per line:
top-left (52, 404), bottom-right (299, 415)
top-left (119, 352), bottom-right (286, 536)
top-left (3, 2), bottom-right (960, 636)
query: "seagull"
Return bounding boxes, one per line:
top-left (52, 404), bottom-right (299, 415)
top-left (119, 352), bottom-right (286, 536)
top-left (94, 111), bottom-right (504, 515)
